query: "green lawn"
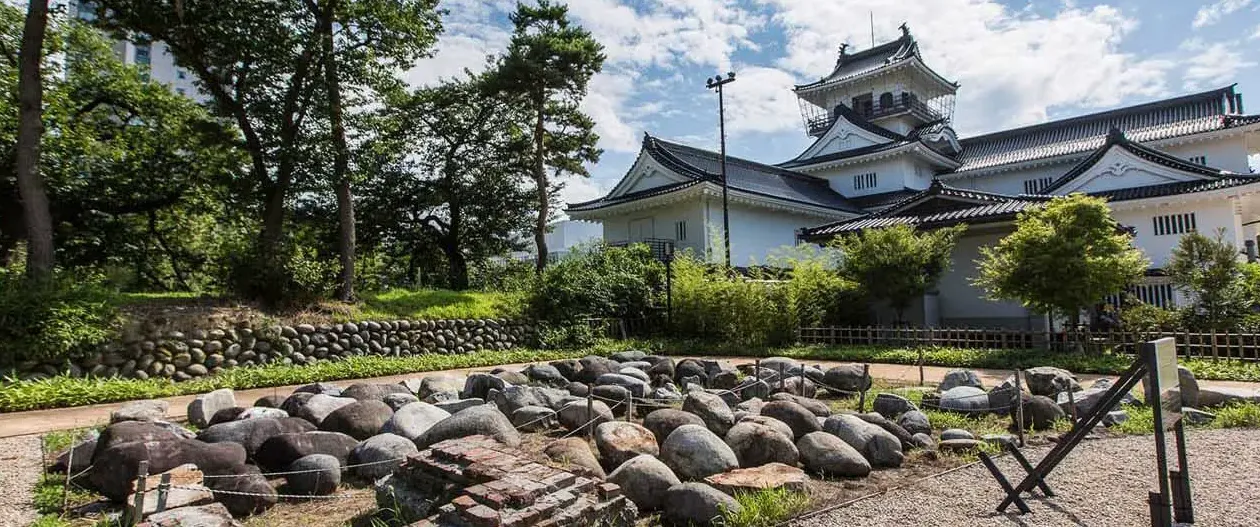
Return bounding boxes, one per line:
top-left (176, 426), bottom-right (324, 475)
top-left (342, 288), bottom-right (524, 321)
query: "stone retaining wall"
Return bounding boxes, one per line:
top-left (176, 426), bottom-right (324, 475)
top-left (14, 318), bottom-right (533, 382)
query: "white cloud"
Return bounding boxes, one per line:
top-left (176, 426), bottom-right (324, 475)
top-left (557, 174), bottom-right (611, 208)
top-left (723, 66), bottom-right (803, 135)
top-left (1192, 0), bottom-right (1253, 29)
top-left (757, 0), bottom-right (1174, 135)
top-left (564, 0), bottom-right (764, 70)
top-left (1180, 38), bottom-right (1257, 90)
top-left (1252, 23), bottom-right (1260, 39)
top-left (581, 71), bottom-right (644, 153)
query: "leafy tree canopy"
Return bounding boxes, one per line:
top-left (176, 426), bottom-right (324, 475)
top-left (834, 223), bottom-right (965, 322)
top-left (1167, 229), bottom-right (1250, 330)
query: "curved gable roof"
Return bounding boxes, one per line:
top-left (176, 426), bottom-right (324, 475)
top-left (1040, 127), bottom-right (1234, 193)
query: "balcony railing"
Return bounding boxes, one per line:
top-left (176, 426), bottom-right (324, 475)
top-left (607, 238), bottom-right (676, 262)
top-left (806, 94), bottom-right (944, 137)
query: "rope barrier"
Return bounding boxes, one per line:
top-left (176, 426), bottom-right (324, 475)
top-left (171, 483), bottom-right (370, 501)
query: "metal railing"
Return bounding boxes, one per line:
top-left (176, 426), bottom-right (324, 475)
top-left (798, 325), bottom-right (1260, 361)
top-left (606, 238), bottom-right (676, 262)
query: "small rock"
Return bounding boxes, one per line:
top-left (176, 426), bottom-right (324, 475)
top-left (1182, 408), bottom-right (1215, 425)
top-left (938, 438), bottom-right (983, 452)
top-left (822, 364), bottom-right (871, 396)
top-left (941, 428), bottom-right (976, 441)
top-left (382, 392), bottom-right (420, 411)
top-left (1024, 367), bottom-right (1080, 396)
top-left (872, 393), bottom-right (917, 419)
top-left (557, 400), bottom-right (613, 434)
top-left (285, 454), bottom-right (342, 495)
top-left (349, 433), bottom-right (417, 481)
top-left (137, 502), bottom-right (239, 527)
top-left (938, 386), bottom-right (990, 415)
top-left (1016, 394), bottom-right (1065, 431)
top-left (511, 406), bottom-right (557, 432)
top-left (896, 410), bottom-right (932, 436)
top-left (940, 369), bottom-right (985, 391)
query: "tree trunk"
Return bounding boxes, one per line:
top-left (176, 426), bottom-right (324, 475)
top-left (14, 0), bottom-right (52, 279)
top-left (319, 0), bottom-right (355, 301)
top-left (532, 95), bottom-right (548, 273)
top-left (442, 238), bottom-right (469, 290)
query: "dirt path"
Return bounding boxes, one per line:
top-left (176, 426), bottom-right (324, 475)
top-left (0, 434), bottom-right (43, 526)
top-left (2, 356), bottom-right (1257, 438)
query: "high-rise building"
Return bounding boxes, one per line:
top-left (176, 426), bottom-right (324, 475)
top-left (70, 1), bottom-right (206, 102)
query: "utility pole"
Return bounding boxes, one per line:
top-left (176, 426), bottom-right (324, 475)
top-left (706, 72), bottom-right (736, 268)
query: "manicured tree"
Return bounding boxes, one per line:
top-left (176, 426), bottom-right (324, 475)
top-left (1167, 229), bottom-right (1249, 330)
top-left (975, 194), bottom-right (1148, 330)
top-left (492, 0), bottom-right (605, 272)
top-left (834, 224), bottom-right (966, 324)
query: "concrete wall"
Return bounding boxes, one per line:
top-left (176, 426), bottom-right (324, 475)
top-left (1114, 198), bottom-right (1241, 268)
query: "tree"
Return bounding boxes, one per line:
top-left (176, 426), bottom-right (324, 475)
top-left (834, 224), bottom-right (965, 323)
top-left (94, 0), bottom-right (324, 296)
top-left (358, 74), bottom-right (533, 289)
top-left (493, 0), bottom-right (604, 272)
top-left (13, 0), bottom-right (52, 278)
top-left (1, 4), bottom-right (245, 289)
top-left (975, 194), bottom-right (1148, 329)
top-left (1167, 229), bottom-right (1249, 330)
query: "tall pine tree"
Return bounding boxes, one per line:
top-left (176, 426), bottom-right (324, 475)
top-left (493, 1), bottom-right (604, 271)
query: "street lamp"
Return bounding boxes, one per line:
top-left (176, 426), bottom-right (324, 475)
top-left (706, 71), bottom-right (736, 268)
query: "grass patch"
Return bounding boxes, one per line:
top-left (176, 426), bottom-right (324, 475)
top-left (339, 289), bottom-right (524, 322)
top-left (721, 488), bottom-right (811, 527)
top-left (1215, 402), bottom-right (1260, 428)
top-left (635, 338), bottom-right (1260, 382)
top-left (0, 341), bottom-right (632, 412)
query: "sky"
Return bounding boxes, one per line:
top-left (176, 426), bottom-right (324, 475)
top-left (404, 0), bottom-right (1260, 210)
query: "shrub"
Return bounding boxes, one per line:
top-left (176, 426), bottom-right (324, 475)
top-left (0, 270), bottom-right (121, 366)
top-left (225, 241), bottom-right (338, 307)
top-left (1119, 301), bottom-right (1180, 333)
top-left (527, 243), bottom-right (665, 323)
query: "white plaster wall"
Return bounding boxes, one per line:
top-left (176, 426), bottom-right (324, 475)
top-left (1162, 135), bottom-right (1251, 173)
top-left (936, 229), bottom-right (1043, 328)
top-left (599, 200), bottom-right (708, 256)
top-left (1114, 198), bottom-right (1241, 268)
top-left (720, 203), bottom-right (820, 266)
top-left (811, 157), bottom-right (923, 196)
top-left (949, 162), bottom-right (1075, 195)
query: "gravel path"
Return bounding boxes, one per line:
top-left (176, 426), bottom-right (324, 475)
top-left (0, 434), bottom-right (44, 527)
top-left (792, 428), bottom-right (1259, 526)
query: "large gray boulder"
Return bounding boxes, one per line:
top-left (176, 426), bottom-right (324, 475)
top-left (724, 421), bottom-right (799, 468)
top-left (90, 439), bottom-right (247, 502)
top-left (662, 482), bottom-right (741, 526)
top-left (433, 398), bottom-right (484, 414)
top-left (660, 424), bottom-right (738, 481)
top-left (197, 417), bottom-right (315, 459)
top-left (737, 415), bottom-right (795, 442)
top-left (110, 400), bottom-right (170, 424)
top-left (940, 369), bottom-right (984, 392)
top-left (760, 400), bottom-right (821, 439)
top-left (822, 364), bottom-right (871, 396)
top-left (256, 431), bottom-right (359, 471)
top-left (349, 433), bottom-right (417, 480)
top-left (575, 356), bottom-right (619, 384)
top-left (1016, 395), bottom-right (1065, 430)
top-left (682, 391), bottom-right (735, 436)
top-left (1056, 380), bottom-right (1136, 418)
top-left (1024, 366), bottom-right (1080, 396)
top-left (461, 373), bottom-right (508, 400)
top-left (188, 389), bottom-right (237, 428)
top-left (523, 364), bottom-right (568, 387)
top-left (594, 421), bottom-right (659, 469)
top-left (416, 405), bottom-right (520, 448)
top-left (768, 393), bottom-right (830, 417)
top-left (1194, 386), bottom-right (1260, 408)
top-left (855, 412), bottom-right (916, 451)
top-left (204, 465), bottom-right (276, 516)
top-left (896, 410), bottom-right (932, 436)
top-left (510, 406), bottom-right (557, 432)
top-left (290, 394), bottom-right (357, 426)
top-left (342, 383), bottom-right (411, 402)
top-left (381, 402), bottom-right (451, 441)
top-left (490, 385), bottom-right (544, 415)
top-left (294, 382), bottom-right (342, 397)
top-left (938, 386), bottom-right (991, 415)
top-left (557, 400), bottom-right (613, 433)
top-left (872, 393), bottom-right (917, 419)
top-left (92, 421), bottom-right (188, 462)
top-left (607, 455), bottom-right (679, 511)
top-left (596, 373), bottom-right (648, 398)
top-left (319, 400), bottom-right (394, 440)
top-left (1177, 366), bottom-right (1200, 408)
top-left (796, 431), bottom-right (870, 477)
top-left (416, 375), bottom-right (464, 402)
top-left (644, 409), bottom-right (706, 446)
top-left (822, 414), bottom-right (904, 468)
top-left (382, 393), bottom-right (420, 411)
top-left (543, 437), bottom-right (605, 478)
top-left (285, 454), bottom-right (341, 495)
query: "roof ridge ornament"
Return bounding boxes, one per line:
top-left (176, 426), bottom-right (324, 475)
top-left (1106, 127), bottom-right (1127, 144)
top-left (899, 22), bottom-right (910, 38)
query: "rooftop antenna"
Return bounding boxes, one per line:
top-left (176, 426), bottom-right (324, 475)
top-left (870, 11), bottom-right (875, 47)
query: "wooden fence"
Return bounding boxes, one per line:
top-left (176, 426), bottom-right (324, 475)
top-left (798, 325), bottom-right (1260, 361)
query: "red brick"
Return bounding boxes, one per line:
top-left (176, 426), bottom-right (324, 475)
top-left (451, 495), bottom-right (478, 510)
top-left (597, 483), bottom-right (622, 499)
top-left (462, 504), bottom-right (502, 527)
top-left (539, 472), bottom-right (576, 491)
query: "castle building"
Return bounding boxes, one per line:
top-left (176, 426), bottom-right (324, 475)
top-left (566, 27), bottom-right (1260, 328)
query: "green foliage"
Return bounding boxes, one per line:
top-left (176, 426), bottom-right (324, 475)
top-left (347, 289), bottom-right (524, 321)
top-left (224, 240), bottom-right (340, 308)
top-left (1168, 230), bottom-right (1251, 330)
top-left (470, 258), bottom-right (536, 292)
top-left (527, 243), bottom-right (664, 323)
top-left (976, 194), bottom-right (1148, 324)
top-left (721, 488), bottom-right (811, 527)
top-left (1215, 402), bottom-right (1260, 428)
top-left (0, 345), bottom-right (634, 412)
top-left (834, 224), bottom-right (965, 321)
top-left (1119, 301), bottom-right (1181, 333)
top-left (0, 271), bottom-right (120, 366)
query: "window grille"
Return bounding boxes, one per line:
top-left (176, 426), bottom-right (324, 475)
top-left (1023, 177), bottom-right (1052, 194)
top-left (674, 221), bottom-right (687, 241)
top-left (853, 172), bottom-right (877, 190)
top-left (1151, 213), bottom-right (1196, 236)
top-left (1188, 155), bottom-right (1207, 165)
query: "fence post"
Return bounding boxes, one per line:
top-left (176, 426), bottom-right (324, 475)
top-left (155, 473), bottom-right (172, 514)
top-left (1212, 330), bottom-right (1219, 358)
top-left (1066, 388), bottom-right (1078, 423)
top-left (1014, 370), bottom-right (1025, 448)
top-left (918, 348), bottom-right (925, 386)
top-left (858, 364), bottom-right (870, 413)
top-left (586, 394), bottom-right (594, 439)
top-left (128, 460), bottom-right (150, 526)
top-left (62, 441), bottom-right (74, 512)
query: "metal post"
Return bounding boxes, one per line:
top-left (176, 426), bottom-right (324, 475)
top-left (586, 393), bottom-right (594, 439)
top-left (1014, 369), bottom-right (1026, 447)
top-left (156, 473), bottom-right (172, 513)
top-left (1171, 420), bottom-right (1194, 523)
top-left (1147, 349), bottom-right (1173, 526)
top-left (62, 440), bottom-right (74, 512)
top-left (129, 460), bottom-right (150, 526)
top-left (858, 364), bottom-right (870, 412)
top-left (706, 72), bottom-right (736, 268)
top-left (1066, 388), bottom-right (1078, 423)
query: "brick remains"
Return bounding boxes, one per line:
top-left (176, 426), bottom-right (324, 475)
top-left (400, 435), bottom-right (636, 527)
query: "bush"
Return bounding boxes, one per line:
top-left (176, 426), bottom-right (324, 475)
top-left (527, 243), bottom-right (665, 323)
top-left (470, 258), bottom-right (535, 292)
top-left (0, 270), bottom-right (121, 366)
top-left (225, 241), bottom-right (338, 307)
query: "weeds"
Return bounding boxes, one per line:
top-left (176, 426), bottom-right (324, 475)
top-left (721, 488), bottom-right (811, 527)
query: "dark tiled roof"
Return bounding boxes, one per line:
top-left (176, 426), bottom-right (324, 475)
top-left (567, 180), bottom-right (701, 211)
top-left (567, 135), bottom-right (862, 213)
top-left (801, 175), bottom-right (1260, 239)
top-left (780, 118), bottom-right (958, 169)
top-left (1041, 128), bottom-right (1232, 193)
top-left (954, 86), bottom-right (1257, 173)
top-left (795, 34), bottom-right (954, 90)
top-left (846, 189), bottom-right (922, 211)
